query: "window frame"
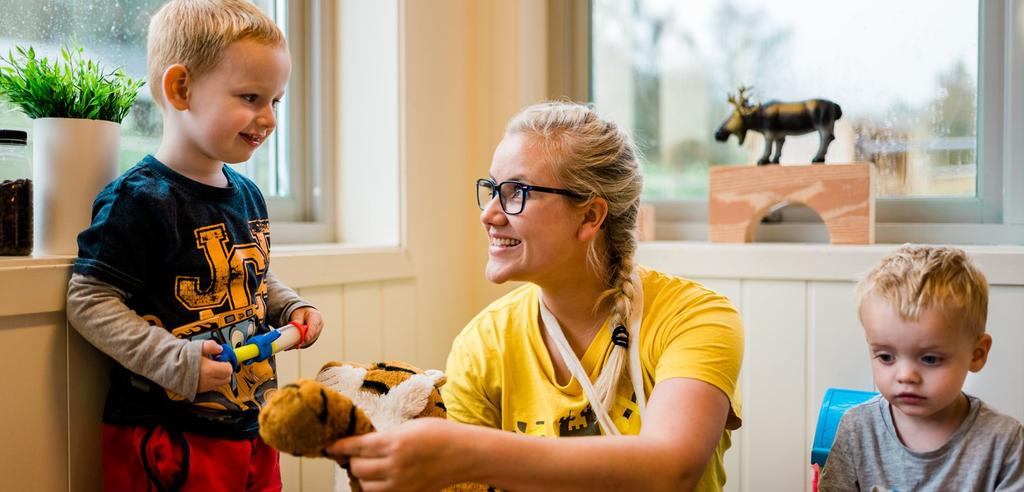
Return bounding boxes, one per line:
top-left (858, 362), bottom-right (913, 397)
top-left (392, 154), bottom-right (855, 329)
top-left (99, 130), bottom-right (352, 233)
top-left (0, 1), bottom-right (344, 245)
top-left (580, 0), bottom-right (1024, 244)
top-left (1001, 0), bottom-right (1024, 227)
top-left (269, 0), bottom-right (337, 244)
top-left (279, 0), bottom-right (402, 248)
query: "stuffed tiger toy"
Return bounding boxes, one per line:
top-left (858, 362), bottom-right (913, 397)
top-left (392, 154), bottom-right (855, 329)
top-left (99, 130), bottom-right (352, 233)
top-left (258, 361), bottom-right (491, 492)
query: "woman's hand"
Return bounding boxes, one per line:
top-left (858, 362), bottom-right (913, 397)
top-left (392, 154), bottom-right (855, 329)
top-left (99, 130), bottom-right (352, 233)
top-left (288, 307), bottom-right (324, 348)
top-left (326, 418), bottom-right (468, 492)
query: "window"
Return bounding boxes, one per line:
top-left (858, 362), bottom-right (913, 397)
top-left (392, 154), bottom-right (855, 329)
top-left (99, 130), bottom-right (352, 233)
top-left (591, 0), bottom-right (1024, 241)
top-left (0, 1), bottom-right (163, 179)
top-left (0, 0), bottom-right (334, 242)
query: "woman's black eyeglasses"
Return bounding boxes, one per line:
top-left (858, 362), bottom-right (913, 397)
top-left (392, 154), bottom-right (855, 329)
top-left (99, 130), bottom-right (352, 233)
top-left (476, 178), bottom-right (584, 215)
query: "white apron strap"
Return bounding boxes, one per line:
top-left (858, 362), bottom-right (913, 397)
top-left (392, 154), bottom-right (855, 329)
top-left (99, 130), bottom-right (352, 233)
top-left (538, 271), bottom-right (645, 436)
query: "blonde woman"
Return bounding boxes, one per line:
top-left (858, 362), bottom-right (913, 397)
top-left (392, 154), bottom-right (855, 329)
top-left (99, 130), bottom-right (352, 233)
top-left (329, 102), bottom-right (743, 491)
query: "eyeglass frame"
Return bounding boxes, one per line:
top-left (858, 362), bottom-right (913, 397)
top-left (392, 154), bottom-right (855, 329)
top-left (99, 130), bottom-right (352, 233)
top-left (476, 178), bottom-right (586, 215)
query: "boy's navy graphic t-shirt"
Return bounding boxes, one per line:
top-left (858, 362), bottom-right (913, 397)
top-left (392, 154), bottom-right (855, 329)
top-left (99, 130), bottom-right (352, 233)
top-left (75, 155), bottom-right (275, 439)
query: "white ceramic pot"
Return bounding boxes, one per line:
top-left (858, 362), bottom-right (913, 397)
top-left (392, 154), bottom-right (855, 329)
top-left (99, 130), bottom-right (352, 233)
top-left (32, 117), bottom-right (120, 256)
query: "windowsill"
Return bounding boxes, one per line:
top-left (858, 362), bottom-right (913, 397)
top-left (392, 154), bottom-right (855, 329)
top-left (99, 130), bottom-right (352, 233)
top-left (270, 244), bottom-right (415, 287)
top-left (638, 240), bottom-right (1024, 285)
top-left (0, 244), bottom-right (415, 318)
top-left (655, 221), bottom-right (1024, 246)
top-left (272, 243), bottom-right (403, 255)
top-left (0, 243), bottom-right (407, 267)
top-left (0, 254), bottom-right (76, 318)
top-left (4, 241), bottom-right (1020, 317)
top-left (0, 254), bottom-right (76, 267)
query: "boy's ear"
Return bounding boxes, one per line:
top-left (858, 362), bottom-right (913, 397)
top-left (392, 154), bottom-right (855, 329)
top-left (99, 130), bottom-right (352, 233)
top-left (576, 197), bottom-right (609, 242)
top-left (162, 64), bottom-right (191, 111)
top-left (969, 333), bottom-right (993, 372)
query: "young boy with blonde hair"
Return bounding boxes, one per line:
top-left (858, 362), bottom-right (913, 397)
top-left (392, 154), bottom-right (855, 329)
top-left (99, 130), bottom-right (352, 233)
top-left (66, 1), bottom-right (323, 490)
top-left (819, 245), bottom-right (1023, 491)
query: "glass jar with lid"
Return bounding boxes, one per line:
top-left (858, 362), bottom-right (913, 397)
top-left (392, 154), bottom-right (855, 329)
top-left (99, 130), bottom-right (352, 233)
top-left (0, 129), bottom-right (32, 256)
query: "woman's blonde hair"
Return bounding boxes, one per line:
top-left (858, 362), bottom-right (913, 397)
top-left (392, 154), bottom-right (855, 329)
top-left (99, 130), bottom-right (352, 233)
top-left (147, 0), bottom-right (286, 106)
top-left (506, 101), bottom-right (643, 411)
top-left (856, 244), bottom-right (988, 336)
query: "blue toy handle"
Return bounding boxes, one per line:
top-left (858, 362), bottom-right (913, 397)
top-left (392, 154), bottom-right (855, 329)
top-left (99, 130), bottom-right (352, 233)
top-left (811, 387), bottom-right (878, 466)
top-left (213, 343), bottom-right (240, 371)
top-left (212, 330), bottom-right (282, 372)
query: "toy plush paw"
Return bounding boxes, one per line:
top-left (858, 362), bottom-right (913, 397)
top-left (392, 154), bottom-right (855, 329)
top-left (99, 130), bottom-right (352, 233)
top-left (258, 378), bottom-right (375, 457)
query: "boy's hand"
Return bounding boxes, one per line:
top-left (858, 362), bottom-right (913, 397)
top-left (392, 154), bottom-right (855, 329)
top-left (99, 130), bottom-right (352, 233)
top-left (290, 307), bottom-right (324, 348)
top-left (197, 340), bottom-right (233, 393)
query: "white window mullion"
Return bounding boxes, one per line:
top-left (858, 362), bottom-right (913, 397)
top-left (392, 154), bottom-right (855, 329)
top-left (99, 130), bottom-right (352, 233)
top-left (1005, 0), bottom-right (1024, 225)
top-left (978, 0), bottom-right (1004, 224)
top-left (306, 0), bottom-right (334, 226)
top-left (268, 0), bottom-right (336, 242)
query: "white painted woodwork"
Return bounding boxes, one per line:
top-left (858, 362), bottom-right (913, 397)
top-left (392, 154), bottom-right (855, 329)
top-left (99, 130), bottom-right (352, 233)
top-left (742, 281), bottom-right (808, 491)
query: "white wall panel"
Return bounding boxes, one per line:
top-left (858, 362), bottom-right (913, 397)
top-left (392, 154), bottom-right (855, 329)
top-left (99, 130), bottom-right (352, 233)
top-left (691, 277), bottom-right (744, 492)
top-left (296, 285), bottom-right (347, 376)
top-left (740, 280), bottom-right (807, 492)
top-left (381, 279), bottom-right (421, 365)
top-left (807, 282), bottom-right (873, 400)
top-left (287, 285), bottom-right (348, 492)
top-left (342, 283), bottom-right (383, 362)
top-left (806, 280), bottom-right (875, 474)
top-left (964, 285), bottom-right (1024, 418)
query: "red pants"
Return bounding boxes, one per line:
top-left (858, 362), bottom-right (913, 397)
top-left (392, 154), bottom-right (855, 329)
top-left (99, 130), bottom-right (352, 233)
top-left (102, 424), bottom-right (282, 492)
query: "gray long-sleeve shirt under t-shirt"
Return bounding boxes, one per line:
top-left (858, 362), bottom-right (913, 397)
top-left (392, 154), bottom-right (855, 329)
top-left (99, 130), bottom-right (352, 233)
top-left (819, 394), bottom-right (1024, 492)
top-left (66, 271), bottom-right (310, 401)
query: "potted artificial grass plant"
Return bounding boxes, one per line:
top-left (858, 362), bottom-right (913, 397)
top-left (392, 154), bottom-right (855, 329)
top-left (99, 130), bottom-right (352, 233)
top-left (0, 43), bottom-right (143, 255)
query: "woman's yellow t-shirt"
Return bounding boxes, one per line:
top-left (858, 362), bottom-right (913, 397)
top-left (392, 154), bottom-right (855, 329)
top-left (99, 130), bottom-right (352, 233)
top-left (443, 267), bottom-right (744, 491)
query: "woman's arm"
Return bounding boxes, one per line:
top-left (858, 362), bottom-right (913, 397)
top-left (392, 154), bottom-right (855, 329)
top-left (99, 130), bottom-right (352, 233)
top-left (328, 376), bottom-right (730, 492)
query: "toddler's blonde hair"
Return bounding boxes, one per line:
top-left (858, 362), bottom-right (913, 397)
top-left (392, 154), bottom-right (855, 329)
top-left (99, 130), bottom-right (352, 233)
top-left (856, 244), bottom-right (988, 336)
top-left (147, 0), bottom-right (286, 107)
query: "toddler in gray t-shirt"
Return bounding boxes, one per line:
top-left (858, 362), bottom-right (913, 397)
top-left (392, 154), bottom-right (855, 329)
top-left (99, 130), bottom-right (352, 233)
top-left (819, 245), bottom-right (1024, 491)
top-left (821, 394), bottom-right (1022, 491)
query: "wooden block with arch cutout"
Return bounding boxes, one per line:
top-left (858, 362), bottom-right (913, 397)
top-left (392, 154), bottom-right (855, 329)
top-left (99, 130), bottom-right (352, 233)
top-left (708, 163), bottom-right (875, 244)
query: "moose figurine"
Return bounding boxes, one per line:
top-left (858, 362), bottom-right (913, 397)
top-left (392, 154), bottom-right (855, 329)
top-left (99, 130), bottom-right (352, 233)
top-left (714, 86), bottom-right (842, 165)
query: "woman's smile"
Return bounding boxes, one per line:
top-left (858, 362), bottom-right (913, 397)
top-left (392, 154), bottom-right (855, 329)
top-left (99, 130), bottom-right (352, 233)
top-left (489, 235), bottom-right (522, 248)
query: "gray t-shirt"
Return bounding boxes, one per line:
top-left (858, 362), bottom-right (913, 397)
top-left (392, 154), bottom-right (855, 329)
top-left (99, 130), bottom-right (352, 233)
top-left (819, 394), bottom-right (1024, 491)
